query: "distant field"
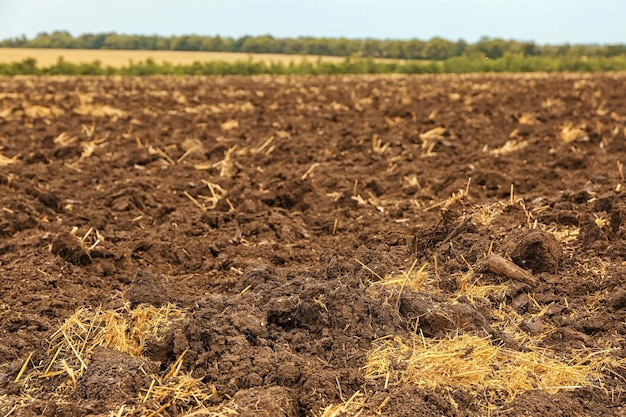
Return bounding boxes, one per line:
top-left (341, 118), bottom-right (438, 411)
top-left (0, 48), bottom-right (349, 66)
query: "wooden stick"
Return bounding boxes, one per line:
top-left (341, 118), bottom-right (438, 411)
top-left (479, 254), bottom-right (536, 285)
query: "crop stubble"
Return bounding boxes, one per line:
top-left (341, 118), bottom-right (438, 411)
top-left (1, 73), bottom-right (626, 416)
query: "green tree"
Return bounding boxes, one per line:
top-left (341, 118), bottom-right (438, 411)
top-left (476, 37), bottom-right (509, 59)
top-left (521, 41), bottom-right (540, 56)
top-left (452, 39), bottom-right (467, 57)
top-left (403, 39), bottom-right (425, 59)
top-left (241, 35), bottom-right (274, 53)
top-left (28, 32), bottom-right (52, 48)
top-left (424, 37), bottom-right (454, 60)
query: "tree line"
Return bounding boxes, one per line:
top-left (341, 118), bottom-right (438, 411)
top-left (3, 54), bottom-right (626, 76)
top-left (2, 31), bottom-right (626, 61)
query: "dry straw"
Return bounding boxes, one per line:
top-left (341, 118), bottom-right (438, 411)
top-left (0, 152), bottom-right (20, 166)
top-left (142, 351), bottom-right (216, 416)
top-left (12, 302), bottom-right (233, 416)
top-left (18, 303), bottom-right (188, 405)
top-left (374, 261), bottom-right (430, 293)
top-left (317, 391), bottom-right (365, 417)
top-left (456, 267), bottom-right (508, 303)
top-left (419, 126), bottom-right (447, 157)
top-left (74, 103), bottom-right (127, 118)
top-left (560, 122), bottom-right (588, 143)
top-left (488, 140), bottom-right (529, 157)
top-left (364, 332), bottom-right (623, 405)
top-left (423, 177), bottom-right (471, 212)
top-left (45, 303), bottom-right (185, 366)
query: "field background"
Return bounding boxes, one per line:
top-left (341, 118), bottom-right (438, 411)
top-left (2, 33), bottom-right (626, 74)
top-left (1, 47), bottom-right (626, 75)
top-left (0, 48), bottom-right (353, 66)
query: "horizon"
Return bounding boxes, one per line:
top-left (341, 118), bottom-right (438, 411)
top-left (1, 30), bottom-right (622, 48)
top-left (0, 1), bottom-right (625, 46)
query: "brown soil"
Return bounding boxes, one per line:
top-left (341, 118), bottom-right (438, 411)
top-left (1, 73), bottom-right (626, 416)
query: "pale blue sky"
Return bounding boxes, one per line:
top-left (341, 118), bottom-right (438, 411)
top-left (0, 0), bottom-right (624, 44)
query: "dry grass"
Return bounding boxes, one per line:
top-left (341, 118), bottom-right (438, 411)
top-left (456, 268), bottom-right (509, 303)
top-left (13, 304), bottom-right (188, 408)
top-left (472, 203), bottom-right (503, 226)
top-left (10, 302), bottom-right (238, 416)
top-left (317, 391), bottom-right (365, 417)
top-left (365, 332), bottom-right (624, 405)
top-left (220, 119), bottom-right (239, 131)
top-left (180, 402), bottom-right (239, 416)
top-left (373, 261), bottom-right (430, 293)
top-left (41, 303), bottom-right (185, 374)
top-left (184, 180), bottom-right (230, 212)
top-left (142, 352), bottom-right (216, 415)
top-left (545, 224), bottom-right (580, 253)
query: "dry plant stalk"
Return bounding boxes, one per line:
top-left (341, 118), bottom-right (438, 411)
top-left (198, 145), bottom-right (239, 178)
top-left (185, 181), bottom-right (229, 211)
top-left (317, 391), bottom-right (365, 417)
top-left (419, 126), bottom-right (447, 157)
top-left (472, 203), bottom-right (503, 226)
top-left (253, 135), bottom-right (276, 155)
top-left (491, 300), bottom-right (554, 345)
top-left (372, 134), bottom-right (390, 154)
top-left (374, 261), bottom-right (429, 293)
top-left (144, 373), bottom-right (213, 412)
top-left (14, 303), bottom-right (201, 416)
top-left (457, 268), bottom-right (508, 303)
top-left (560, 122), bottom-right (588, 143)
top-left (74, 104), bottom-right (127, 118)
top-left (0, 152), bottom-right (20, 166)
top-left (220, 119), bottom-right (239, 131)
top-left (517, 112), bottom-right (537, 125)
top-left (23, 104), bottom-right (63, 119)
top-left (547, 225), bottom-right (580, 250)
top-left (423, 178), bottom-right (471, 212)
top-left (200, 180), bottom-right (228, 209)
top-left (489, 140), bottom-right (529, 157)
top-left (148, 146), bottom-right (176, 166)
top-left (54, 132), bottom-right (77, 146)
top-left (177, 138), bottom-right (205, 163)
top-left (301, 162), bottom-right (320, 180)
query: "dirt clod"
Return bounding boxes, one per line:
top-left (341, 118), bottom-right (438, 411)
top-left (126, 269), bottom-right (170, 307)
top-left (50, 233), bottom-right (91, 265)
top-left (506, 230), bottom-right (563, 273)
top-left (75, 347), bottom-right (158, 402)
top-left (233, 386), bottom-right (298, 417)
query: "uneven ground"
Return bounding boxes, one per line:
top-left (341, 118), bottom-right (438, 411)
top-left (1, 73), bottom-right (626, 416)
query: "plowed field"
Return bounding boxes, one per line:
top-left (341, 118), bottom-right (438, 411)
top-left (1, 73), bottom-right (626, 416)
